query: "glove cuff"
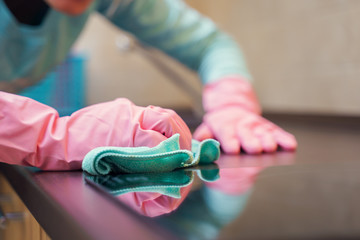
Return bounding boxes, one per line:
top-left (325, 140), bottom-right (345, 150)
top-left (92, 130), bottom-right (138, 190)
top-left (203, 76), bottom-right (262, 114)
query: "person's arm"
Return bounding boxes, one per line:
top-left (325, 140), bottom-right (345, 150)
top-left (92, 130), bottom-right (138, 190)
top-left (97, 0), bottom-right (250, 84)
top-left (97, 0), bottom-right (297, 154)
top-left (0, 92), bottom-right (191, 170)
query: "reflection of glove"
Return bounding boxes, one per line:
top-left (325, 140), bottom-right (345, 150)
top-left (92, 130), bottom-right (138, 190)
top-left (85, 170), bottom-right (194, 217)
top-left (205, 167), bottom-right (262, 195)
top-left (117, 185), bottom-right (193, 218)
top-left (84, 167), bottom-right (220, 217)
top-left (194, 77), bottom-right (297, 154)
top-left (0, 92), bottom-right (191, 170)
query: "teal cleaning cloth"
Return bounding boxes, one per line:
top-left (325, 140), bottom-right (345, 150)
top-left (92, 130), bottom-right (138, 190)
top-left (82, 134), bottom-right (220, 175)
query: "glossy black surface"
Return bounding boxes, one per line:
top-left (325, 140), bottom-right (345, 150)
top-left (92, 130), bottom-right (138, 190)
top-left (85, 115), bottom-right (360, 239)
top-left (1, 115), bottom-right (360, 240)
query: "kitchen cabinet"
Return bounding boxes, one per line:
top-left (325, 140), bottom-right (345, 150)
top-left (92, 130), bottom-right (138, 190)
top-left (0, 174), bottom-right (50, 240)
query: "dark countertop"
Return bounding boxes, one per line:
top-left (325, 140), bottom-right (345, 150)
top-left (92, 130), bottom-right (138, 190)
top-left (1, 114), bottom-right (360, 240)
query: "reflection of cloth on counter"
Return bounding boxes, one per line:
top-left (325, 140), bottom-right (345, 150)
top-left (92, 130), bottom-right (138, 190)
top-left (85, 167), bottom-right (220, 198)
top-left (82, 134), bottom-right (220, 175)
top-left (85, 170), bottom-right (194, 198)
top-left (84, 167), bottom-right (220, 217)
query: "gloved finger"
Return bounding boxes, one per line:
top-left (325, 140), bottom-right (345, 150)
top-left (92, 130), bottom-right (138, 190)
top-left (212, 124), bottom-right (240, 154)
top-left (273, 128), bottom-right (298, 151)
top-left (141, 106), bottom-right (192, 150)
top-left (253, 125), bottom-right (277, 152)
top-left (193, 123), bottom-right (214, 141)
top-left (236, 123), bottom-right (262, 154)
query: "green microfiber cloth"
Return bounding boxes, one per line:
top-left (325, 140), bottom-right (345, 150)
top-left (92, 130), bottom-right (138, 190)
top-left (82, 134), bottom-right (220, 175)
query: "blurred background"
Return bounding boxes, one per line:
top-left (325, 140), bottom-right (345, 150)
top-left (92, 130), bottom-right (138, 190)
top-left (70, 0), bottom-right (360, 116)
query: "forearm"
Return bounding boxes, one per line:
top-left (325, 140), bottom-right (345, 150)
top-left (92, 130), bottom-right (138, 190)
top-left (0, 92), bottom-right (192, 170)
top-left (0, 92), bottom-right (80, 169)
top-left (98, 0), bottom-right (251, 85)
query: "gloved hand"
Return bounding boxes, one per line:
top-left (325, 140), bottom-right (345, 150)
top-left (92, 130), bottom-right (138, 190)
top-left (193, 77), bottom-right (297, 154)
top-left (0, 92), bottom-right (191, 170)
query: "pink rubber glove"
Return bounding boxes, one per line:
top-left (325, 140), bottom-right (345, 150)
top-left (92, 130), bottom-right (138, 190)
top-left (0, 92), bottom-right (191, 170)
top-left (193, 77), bottom-right (297, 154)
